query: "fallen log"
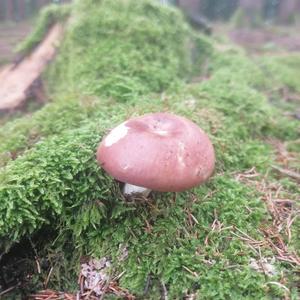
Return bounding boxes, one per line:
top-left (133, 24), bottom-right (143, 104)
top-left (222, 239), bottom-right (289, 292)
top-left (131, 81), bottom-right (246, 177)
top-left (0, 24), bottom-right (63, 111)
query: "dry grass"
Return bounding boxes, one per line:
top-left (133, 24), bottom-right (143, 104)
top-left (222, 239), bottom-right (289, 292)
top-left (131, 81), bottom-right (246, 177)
top-left (234, 167), bottom-right (299, 267)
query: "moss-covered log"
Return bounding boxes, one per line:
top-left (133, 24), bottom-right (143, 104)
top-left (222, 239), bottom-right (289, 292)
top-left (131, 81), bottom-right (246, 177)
top-left (0, 0), bottom-right (299, 299)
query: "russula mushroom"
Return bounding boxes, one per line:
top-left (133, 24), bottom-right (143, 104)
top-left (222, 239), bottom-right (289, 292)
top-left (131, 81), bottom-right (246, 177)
top-left (97, 112), bottom-right (215, 197)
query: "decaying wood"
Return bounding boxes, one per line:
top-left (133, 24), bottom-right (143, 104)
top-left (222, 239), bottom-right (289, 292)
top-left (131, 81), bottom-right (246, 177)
top-left (0, 24), bottom-right (63, 111)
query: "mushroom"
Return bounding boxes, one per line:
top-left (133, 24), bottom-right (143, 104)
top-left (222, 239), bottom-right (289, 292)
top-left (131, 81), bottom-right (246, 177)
top-left (97, 112), bottom-right (215, 197)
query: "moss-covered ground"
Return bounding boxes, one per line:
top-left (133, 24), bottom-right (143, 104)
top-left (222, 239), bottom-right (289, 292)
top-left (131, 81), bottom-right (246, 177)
top-left (0, 0), bottom-right (299, 299)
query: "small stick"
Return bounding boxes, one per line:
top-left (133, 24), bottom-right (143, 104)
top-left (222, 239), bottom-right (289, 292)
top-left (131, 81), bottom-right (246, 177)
top-left (0, 284), bottom-right (19, 297)
top-left (183, 266), bottom-right (198, 278)
top-left (160, 280), bottom-right (168, 300)
top-left (190, 213), bottom-right (199, 225)
top-left (265, 281), bottom-right (290, 294)
top-left (113, 270), bottom-right (126, 281)
top-left (44, 267), bottom-right (54, 289)
top-left (271, 165), bottom-right (300, 181)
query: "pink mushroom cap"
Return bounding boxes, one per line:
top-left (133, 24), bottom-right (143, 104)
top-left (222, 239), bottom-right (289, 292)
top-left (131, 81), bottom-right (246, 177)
top-left (97, 112), bottom-right (215, 192)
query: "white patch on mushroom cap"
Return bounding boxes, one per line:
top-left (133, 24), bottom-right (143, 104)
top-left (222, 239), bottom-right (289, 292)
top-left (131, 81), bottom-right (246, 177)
top-left (155, 130), bottom-right (169, 136)
top-left (104, 123), bottom-right (129, 147)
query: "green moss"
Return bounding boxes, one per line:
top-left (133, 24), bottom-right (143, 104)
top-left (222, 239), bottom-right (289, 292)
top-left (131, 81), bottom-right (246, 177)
top-left (41, 176), bottom-right (285, 299)
top-left (0, 0), bottom-right (299, 298)
top-left (257, 54), bottom-right (300, 114)
top-left (259, 54), bottom-right (300, 94)
top-left (0, 83), bottom-right (297, 297)
top-left (0, 95), bottom-right (127, 166)
top-left (209, 50), bottom-right (267, 87)
top-left (47, 0), bottom-right (200, 101)
top-left (0, 123), bottom-right (112, 253)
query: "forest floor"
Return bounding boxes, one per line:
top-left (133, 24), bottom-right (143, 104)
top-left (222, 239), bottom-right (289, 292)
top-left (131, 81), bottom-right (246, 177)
top-left (214, 23), bottom-right (300, 54)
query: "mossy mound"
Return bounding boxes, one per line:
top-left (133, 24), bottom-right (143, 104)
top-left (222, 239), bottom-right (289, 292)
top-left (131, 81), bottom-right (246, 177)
top-left (47, 0), bottom-right (208, 101)
top-left (0, 0), bottom-right (299, 299)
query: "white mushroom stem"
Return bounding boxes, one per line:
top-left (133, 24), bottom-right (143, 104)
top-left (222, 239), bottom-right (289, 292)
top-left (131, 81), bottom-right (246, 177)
top-left (123, 183), bottom-right (151, 197)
